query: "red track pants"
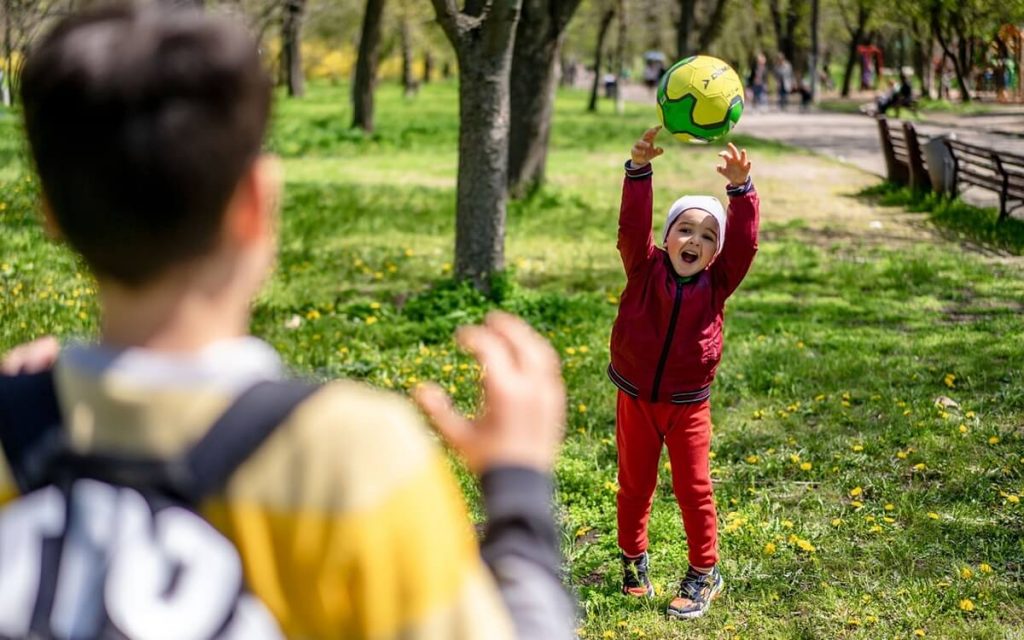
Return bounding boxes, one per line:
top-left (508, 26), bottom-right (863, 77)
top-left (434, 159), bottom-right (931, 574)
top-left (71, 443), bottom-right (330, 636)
top-left (615, 390), bottom-right (718, 568)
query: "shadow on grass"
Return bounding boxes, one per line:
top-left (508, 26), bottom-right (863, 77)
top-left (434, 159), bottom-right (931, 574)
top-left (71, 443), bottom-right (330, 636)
top-left (855, 182), bottom-right (1024, 256)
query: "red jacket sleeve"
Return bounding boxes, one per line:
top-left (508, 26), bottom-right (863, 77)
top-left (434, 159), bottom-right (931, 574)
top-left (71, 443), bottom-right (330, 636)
top-left (618, 161), bottom-right (657, 279)
top-left (711, 180), bottom-right (760, 299)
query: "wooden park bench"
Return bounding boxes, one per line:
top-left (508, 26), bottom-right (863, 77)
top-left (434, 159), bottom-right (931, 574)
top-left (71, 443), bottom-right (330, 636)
top-left (876, 116), bottom-right (931, 192)
top-left (942, 139), bottom-right (1024, 222)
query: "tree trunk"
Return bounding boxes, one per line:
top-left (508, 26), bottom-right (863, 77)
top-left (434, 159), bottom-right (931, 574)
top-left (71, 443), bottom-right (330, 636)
top-left (841, 25), bottom-right (863, 98)
top-left (932, 8), bottom-right (970, 103)
top-left (430, 0), bottom-right (523, 289)
top-left (588, 7), bottom-right (615, 112)
top-left (696, 0), bottom-right (729, 52)
top-left (677, 0), bottom-right (695, 59)
top-left (281, 0), bottom-right (306, 98)
top-left (423, 51), bottom-right (433, 83)
top-left (508, 0), bottom-right (583, 197)
top-left (809, 0), bottom-right (819, 101)
top-left (454, 55), bottom-right (512, 285)
top-left (3, 0), bottom-right (12, 107)
top-left (352, 0), bottom-right (387, 131)
top-left (614, 0), bottom-right (626, 114)
top-left (400, 13), bottom-right (416, 96)
top-left (644, 0), bottom-right (662, 52)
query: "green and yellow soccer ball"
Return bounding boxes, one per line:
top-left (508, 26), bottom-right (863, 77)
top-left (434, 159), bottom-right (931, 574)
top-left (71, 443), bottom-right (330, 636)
top-left (657, 55), bottom-right (744, 143)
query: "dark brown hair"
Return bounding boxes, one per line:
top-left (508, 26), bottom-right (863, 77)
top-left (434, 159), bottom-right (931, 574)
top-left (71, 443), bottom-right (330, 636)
top-left (21, 4), bottom-right (272, 286)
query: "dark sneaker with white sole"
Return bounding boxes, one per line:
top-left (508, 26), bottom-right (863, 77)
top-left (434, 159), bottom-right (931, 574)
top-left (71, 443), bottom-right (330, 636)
top-left (666, 566), bottom-right (723, 619)
top-left (620, 552), bottom-right (654, 598)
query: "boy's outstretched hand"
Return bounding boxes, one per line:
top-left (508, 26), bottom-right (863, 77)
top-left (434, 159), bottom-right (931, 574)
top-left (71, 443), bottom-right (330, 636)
top-left (717, 142), bottom-right (752, 186)
top-left (631, 126), bottom-right (664, 167)
top-left (414, 312), bottom-right (566, 475)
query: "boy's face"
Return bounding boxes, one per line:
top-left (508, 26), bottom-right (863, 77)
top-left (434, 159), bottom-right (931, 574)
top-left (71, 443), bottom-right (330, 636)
top-left (665, 209), bottom-right (719, 277)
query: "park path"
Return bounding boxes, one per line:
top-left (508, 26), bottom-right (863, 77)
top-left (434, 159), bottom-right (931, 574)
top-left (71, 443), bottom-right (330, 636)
top-left (735, 108), bottom-right (1024, 179)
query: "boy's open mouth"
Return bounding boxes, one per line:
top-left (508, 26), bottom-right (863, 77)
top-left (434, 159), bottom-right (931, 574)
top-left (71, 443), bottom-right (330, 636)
top-left (680, 250), bottom-right (699, 264)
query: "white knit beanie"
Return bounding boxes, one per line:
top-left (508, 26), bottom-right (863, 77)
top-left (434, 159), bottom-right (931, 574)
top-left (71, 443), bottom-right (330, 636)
top-left (661, 195), bottom-right (727, 257)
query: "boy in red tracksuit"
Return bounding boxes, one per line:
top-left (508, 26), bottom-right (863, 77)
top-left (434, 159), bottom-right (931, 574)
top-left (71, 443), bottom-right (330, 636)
top-left (608, 126), bottom-right (758, 620)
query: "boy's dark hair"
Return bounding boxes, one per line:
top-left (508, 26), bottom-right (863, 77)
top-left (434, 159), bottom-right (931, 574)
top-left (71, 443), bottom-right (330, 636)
top-left (21, 4), bottom-right (272, 286)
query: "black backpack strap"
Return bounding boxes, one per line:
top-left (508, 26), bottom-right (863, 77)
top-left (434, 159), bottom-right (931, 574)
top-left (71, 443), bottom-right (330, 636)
top-left (0, 370), bottom-right (62, 492)
top-left (175, 379), bottom-right (320, 502)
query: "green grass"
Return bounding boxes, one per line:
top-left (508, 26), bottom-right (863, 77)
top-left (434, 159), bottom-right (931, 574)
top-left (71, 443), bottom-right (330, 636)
top-left (2, 81), bottom-right (1023, 639)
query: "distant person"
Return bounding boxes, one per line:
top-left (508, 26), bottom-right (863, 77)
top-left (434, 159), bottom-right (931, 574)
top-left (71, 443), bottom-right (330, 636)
top-left (774, 53), bottom-right (794, 111)
top-left (0, 5), bottom-right (574, 639)
top-left (747, 52), bottom-right (767, 110)
top-left (611, 126), bottom-right (759, 620)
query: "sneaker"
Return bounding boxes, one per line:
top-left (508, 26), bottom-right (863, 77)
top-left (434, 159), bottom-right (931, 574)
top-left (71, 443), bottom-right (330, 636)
top-left (666, 566), bottom-right (724, 620)
top-left (620, 552), bottom-right (654, 598)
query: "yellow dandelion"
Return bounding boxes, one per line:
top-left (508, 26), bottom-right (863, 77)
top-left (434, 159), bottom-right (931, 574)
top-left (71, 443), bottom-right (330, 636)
top-left (927, 512), bottom-right (940, 520)
top-left (849, 486), bottom-right (863, 497)
top-left (965, 411), bottom-right (976, 418)
top-left (579, 346), bottom-right (590, 353)
top-left (869, 525), bottom-right (882, 533)
top-left (913, 463), bottom-right (926, 471)
top-left (782, 520), bottom-right (794, 529)
top-left (578, 403), bottom-right (588, 414)
top-left (1008, 495), bottom-right (1020, 504)
top-left (800, 462), bottom-right (812, 471)
top-left (370, 302), bottom-right (381, 310)
top-left (606, 294), bottom-right (619, 304)
top-left (764, 542), bottom-right (777, 555)
top-left (790, 454), bottom-right (801, 463)
top-left (897, 450), bottom-right (909, 460)
top-left (796, 538), bottom-right (816, 553)
top-left (814, 394), bottom-right (826, 402)
top-left (745, 455), bottom-right (760, 464)
top-left (365, 316), bottom-right (378, 325)
top-left (914, 629), bottom-right (926, 637)
top-left (564, 347), bottom-right (577, 355)
top-left (851, 500), bottom-right (864, 509)
top-left (852, 444), bottom-right (864, 452)
top-left (883, 517), bottom-right (896, 523)
top-left (442, 364), bottom-right (454, 373)
top-left (959, 598), bottom-right (975, 612)
top-left (979, 563), bottom-right (993, 574)
top-left (602, 632), bottom-right (615, 639)
top-left (944, 373), bottom-right (956, 388)
top-left (884, 503), bottom-right (895, 511)
top-left (604, 481), bottom-right (619, 493)
top-left (989, 436), bottom-right (1001, 445)
top-left (831, 518), bottom-right (844, 527)
top-left (960, 566), bottom-right (973, 579)
top-left (865, 615), bottom-right (878, 624)
top-left (663, 462), bottom-right (671, 471)
top-left (617, 621), bottom-right (628, 628)
top-left (959, 424), bottom-right (969, 434)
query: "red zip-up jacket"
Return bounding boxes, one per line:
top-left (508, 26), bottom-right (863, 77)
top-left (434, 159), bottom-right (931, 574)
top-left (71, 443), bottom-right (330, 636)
top-left (607, 161), bottom-right (759, 404)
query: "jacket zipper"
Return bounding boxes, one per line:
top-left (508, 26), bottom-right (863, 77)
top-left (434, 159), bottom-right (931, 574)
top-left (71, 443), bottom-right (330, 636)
top-left (650, 279), bottom-right (684, 402)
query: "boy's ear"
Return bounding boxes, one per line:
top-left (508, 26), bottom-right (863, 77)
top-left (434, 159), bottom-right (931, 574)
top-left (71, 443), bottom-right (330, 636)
top-left (226, 154), bottom-right (282, 245)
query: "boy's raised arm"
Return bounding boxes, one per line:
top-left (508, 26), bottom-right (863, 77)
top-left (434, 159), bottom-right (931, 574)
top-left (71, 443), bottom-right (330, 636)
top-left (711, 143), bottom-right (759, 298)
top-left (618, 127), bottom-right (663, 278)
